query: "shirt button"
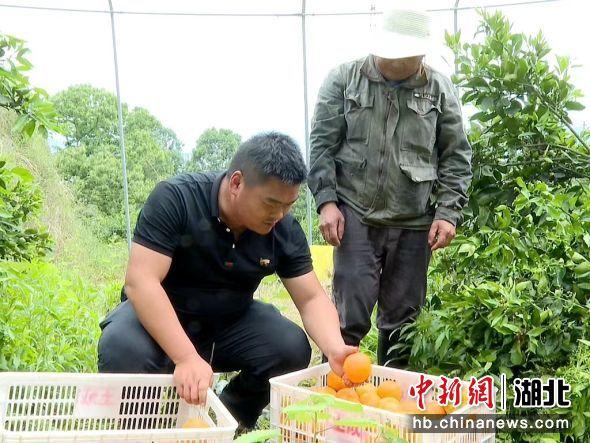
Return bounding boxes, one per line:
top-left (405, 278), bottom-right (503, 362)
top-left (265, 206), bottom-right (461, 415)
top-left (226, 228), bottom-right (230, 233)
top-left (232, 244), bottom-right (236, 249)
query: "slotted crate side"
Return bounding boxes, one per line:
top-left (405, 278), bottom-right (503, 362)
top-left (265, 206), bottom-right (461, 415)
top-left (0, 373), bottom-right (237, 443)
top-left (270, 363), bottom-right (496, 443)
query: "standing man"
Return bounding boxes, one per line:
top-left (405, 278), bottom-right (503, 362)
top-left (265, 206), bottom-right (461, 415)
top-left (98, 132), bottom-right (356, 430)
top-left (308, 6), bottom-right (472, 366)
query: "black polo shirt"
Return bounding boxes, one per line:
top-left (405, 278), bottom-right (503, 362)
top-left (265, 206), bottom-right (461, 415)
top-left (130, 172), bottom-right (313, 318)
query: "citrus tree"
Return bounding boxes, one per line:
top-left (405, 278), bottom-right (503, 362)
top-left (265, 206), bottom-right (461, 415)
top-left (0, 33), bottom-right (59, 137)
top-left (390, 11), bottom-right (590, 443)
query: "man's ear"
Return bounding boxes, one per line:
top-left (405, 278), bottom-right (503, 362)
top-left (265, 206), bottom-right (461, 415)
top-left (228, 171), bottom-right (244, 197)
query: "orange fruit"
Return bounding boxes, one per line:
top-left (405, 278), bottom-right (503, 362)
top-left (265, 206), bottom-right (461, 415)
top-left (355, 383), bottom-right (377, 397)
top-left (359, 391), bottom-right (382, 408)
top-left (444, 391), bottom-right (469, 414)
top-left (181, 417), bottom-right (209, 428)
top-left (377, 379), bottom-right (403, 400)
top-left (327, 371), bottom-right (346, 391)
top-left (342, 352), bottom-right (372, 384)
top-left (336, 387), bottom-right (360, 403)
top-left (378, 397), bottom-right (402, 412)
top-left (310, 386), bottom-right (337, 396)
top-left (424, 399), bottom-right (447, 415)
top-left (398, 399), bottom-right (422, 414)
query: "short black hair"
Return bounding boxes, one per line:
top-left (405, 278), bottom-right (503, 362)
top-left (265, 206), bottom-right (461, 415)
top-left (228, 131), bottom-right (307, 186)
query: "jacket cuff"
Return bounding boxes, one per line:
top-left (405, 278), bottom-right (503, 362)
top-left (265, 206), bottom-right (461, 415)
top-left (434, 206), bottom-right (462, 227)
top-left (314, 188), bottom-right (338, 213)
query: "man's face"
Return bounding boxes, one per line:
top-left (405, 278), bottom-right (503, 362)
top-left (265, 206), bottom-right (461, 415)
top-left (230, 172), bottom-right (300, 235)
top-left (375, 55), bottom-right (424, 81)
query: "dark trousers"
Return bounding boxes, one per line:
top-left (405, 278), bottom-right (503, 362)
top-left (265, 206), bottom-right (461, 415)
top-left (97, 300), bottom-right (311, 427)
top-left (332, 204), bottom-right (431, 364)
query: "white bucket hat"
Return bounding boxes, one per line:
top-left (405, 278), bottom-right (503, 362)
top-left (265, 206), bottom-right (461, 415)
top-left (370, 5), bottom-right (433, 60)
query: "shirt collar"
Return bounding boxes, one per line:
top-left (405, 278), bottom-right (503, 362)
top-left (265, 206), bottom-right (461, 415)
top-left (360, 55), bottom-right (429, 89)
top-left (209, 171), bottom-right (226, 218)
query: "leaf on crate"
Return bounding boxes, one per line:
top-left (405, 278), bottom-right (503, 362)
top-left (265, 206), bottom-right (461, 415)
top-left (234, 429), bottom-right (280, 443)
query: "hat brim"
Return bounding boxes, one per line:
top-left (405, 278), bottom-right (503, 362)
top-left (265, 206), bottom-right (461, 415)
top-left (369, 30), bottom-right (432, 59)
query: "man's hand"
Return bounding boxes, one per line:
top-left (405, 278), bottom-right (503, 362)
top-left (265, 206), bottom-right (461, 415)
top-left (428, 219), bottom-right (456, 251)
top-left (173, 352), bottom-right (213, 405)
top-left (319, 202), bottom-right (345, 246)
top-left (326, 343), bottom-right (359, 378)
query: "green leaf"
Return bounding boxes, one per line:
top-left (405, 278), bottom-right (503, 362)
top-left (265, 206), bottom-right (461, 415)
top-left (510, 343), bottom-right (524, 365)
top-left (435, 332), bottom-right (446, 351)
top-left (571, 252), bottom-right (587, 264)
top-left (504, 324), bottom-right (520, 333)
top-left (490, 39), bottom-right (503, 54)
top-left (458, 243), bottom-right (476, 256)
top-left (12, 114), bottom-right (29, 134)
top-left (234, 429), bottom-right (280, 443)
top-left (506, 100), bottom-right (522, 116)
top-left (479, 349), bottom-right (497, 362)
top-left (470, 111), bottom-right (496, 122)
top-left (556, 55), bottom-right (569, 72)
top-left (465, 77), bottom-right (489, 89)
top-left (516, 63), bottom-right (529, 83)
top-left (10, 167), bottom-right (33, 183)
top-left (284, 401), bottom-right (327, 416)
top-left (574, 262), bottom-right (590, 275)
top-left (333, 398), bottom-right (364, 413)
top-left (565, 101), bottom-right (585, 111)
top-left (528, 327), bottom-right (545, 337)
top-left (23, 120), bottom-right (37, 137)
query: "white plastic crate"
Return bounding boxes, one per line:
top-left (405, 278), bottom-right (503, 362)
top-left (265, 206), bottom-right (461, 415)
top-left (270, 363), bottom-right (495, 443)
top-left (0, 372), bottom-right (237, 442)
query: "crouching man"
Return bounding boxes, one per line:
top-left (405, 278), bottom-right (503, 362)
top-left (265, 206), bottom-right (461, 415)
top-left (98, 132), bottom-right (356, 430)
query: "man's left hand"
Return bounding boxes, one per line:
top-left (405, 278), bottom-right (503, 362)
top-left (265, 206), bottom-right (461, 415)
top-left (428, 219), bottom-right (456, 251)
top-left (326, 344), bottom-right (359, 377)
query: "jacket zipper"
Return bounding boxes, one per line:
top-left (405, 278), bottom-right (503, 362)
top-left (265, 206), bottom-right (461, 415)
top-left (371, 91), bottom-right (393, 209)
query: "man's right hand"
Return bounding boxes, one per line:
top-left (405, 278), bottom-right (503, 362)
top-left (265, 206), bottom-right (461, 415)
top-left (173, 352), bottom-right (213, 405)
top-left (319, 202), bottom-right (345, 246)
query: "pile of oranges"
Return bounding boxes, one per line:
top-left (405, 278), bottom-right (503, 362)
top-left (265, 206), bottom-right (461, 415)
top-left (309, 352), bottom-right (460, 415)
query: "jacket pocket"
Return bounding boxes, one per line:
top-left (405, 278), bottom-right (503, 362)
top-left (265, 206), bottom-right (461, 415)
top-left (404, 94), bottom-right (441, 154)
top-left (335, 154), bottom-right (368, 206)
top-left (397, 161), bottom-right (438, 217)
top-left (344, 89), bottom-right (374, 143)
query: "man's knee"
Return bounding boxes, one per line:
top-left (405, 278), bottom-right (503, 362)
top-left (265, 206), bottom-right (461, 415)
top-left (273, 322), bottom-right (311, 372)
top-left (97, 303), bottom-right (172, 373)
top-left (252, 303), bottom-right (312, 372)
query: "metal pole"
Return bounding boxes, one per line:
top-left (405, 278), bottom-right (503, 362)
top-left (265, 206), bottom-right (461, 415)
top-left (301, 0), bottom-right (313, 244)
top-left (454, 0), bottom-right (460, 74)
top-left (108, 0), bottom-right (132, 252)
